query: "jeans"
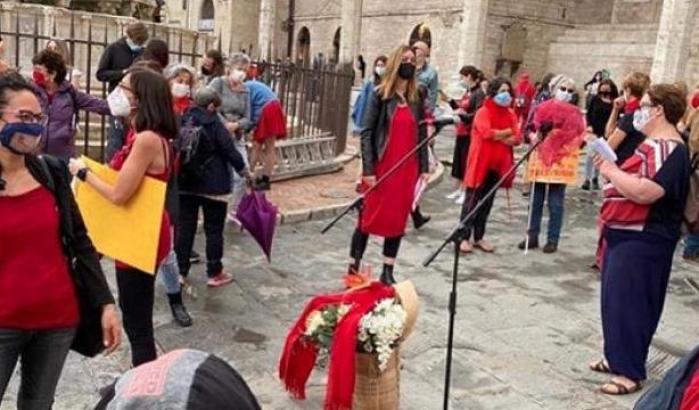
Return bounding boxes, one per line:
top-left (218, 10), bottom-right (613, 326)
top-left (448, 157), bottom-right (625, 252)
top-left (528, 182), bottom-right (566, 243)
top-left (157, 227), bottom-right (181, 295)
top-left (116, 266), bottom-right (157, 366)
top-left (458, 171), bottom-right (499, 242)
top-left (0, 328), bottom-right (75, 410)
top-left (230, 137), bottom-right (249, 210)
top-left (176, 194), bottom-right (228, 278)
top-left (684, 234), bottom-right (699, 258)
top-left (105, 116), bottom-right (125, 163)
top-left (584, 141), bottom-right (601, 182)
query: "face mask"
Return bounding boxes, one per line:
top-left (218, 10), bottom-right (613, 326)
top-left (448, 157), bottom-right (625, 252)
top-left (375, 66), bottom-right (386, 77)
top-left (126, 38), bottom-right (142, 52)
top-left (230, 69), bottom-right (247, 83)
top-left (33, 71), bottom-right (46, 87)
top-left (107, 87), bottom-right (133, 118)
top-left (398, 63), bottom-right (416, 80)
top-left (171, 83), bottom-right (190, 98)
top-left (633, 106), bottom-right (652, 132)
top-left (0, 122), bottom-right (44, 155)
top-left (554, 89), bottom-right (572, 102)
top-left (493, 91), bottom-right (512, 107)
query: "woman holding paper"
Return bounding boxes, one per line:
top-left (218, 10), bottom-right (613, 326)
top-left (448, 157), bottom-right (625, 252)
top-left (68, 68), bottom-right (177, 366)
top-left (0, 72), bottom-right (120, 408)
top-left (590, 84), bottom-right (690, 395)
top-left (345, 44), bottom-right (429, 287)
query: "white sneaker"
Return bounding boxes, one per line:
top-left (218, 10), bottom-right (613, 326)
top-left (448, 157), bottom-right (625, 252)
top-left (445, 189), bottom-right (461, 200)
top-left (455, 192), bottom-right (466, 205)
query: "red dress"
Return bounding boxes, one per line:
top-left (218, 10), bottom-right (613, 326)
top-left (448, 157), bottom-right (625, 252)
top-left (360, 105), bottom-right (419, 237)
top-left (253, 100), bottom-right (287, 143)
top-left (110, 130), bottom-right (172, 270)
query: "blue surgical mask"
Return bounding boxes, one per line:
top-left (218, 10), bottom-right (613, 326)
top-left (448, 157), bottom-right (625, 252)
top-left (0, 122), bottom-right (44, 155)
top-left (493, 91), bottom-right (512, 107)
top-left (126, 38), bottom-right (142, 52)
top-left (633, 106), bottom-right (652, 132)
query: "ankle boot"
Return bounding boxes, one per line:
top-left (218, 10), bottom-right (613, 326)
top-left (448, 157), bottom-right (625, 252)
top-left (380, 264), bottom-right (396, 285)
top-left (167, 292), bottom-right (193, 327)
top-left (411, 207), bottom-right (431, 229)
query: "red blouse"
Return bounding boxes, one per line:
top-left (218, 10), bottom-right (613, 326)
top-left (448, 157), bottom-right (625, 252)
top-left (0, 186), bottom-right (79, 329)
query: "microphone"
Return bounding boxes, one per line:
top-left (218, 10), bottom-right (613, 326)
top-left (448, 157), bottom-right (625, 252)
top-left (420, 115), bottom-right (458, 130)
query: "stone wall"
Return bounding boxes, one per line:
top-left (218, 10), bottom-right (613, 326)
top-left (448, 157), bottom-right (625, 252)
top-left (570, 0), bottom-right (614, 24)
top-left (612, 0), bottom-right (663, 24)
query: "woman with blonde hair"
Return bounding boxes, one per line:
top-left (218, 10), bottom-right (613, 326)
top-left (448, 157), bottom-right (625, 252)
top-left (345, 44), bottom-right (429, 287)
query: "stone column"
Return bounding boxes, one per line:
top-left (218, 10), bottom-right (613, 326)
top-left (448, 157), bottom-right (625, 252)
top-left (650, 0), bottom-right (697, 83)
top-left (258, 0), bottom-right (276, 60)
top-left (338, 0), bottom-right (362, 65)
top-left (457, 0), bottom-right (489, 69)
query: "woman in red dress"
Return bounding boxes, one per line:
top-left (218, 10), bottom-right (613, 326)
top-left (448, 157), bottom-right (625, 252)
top-left (345, 44), bottom-right (430, 286)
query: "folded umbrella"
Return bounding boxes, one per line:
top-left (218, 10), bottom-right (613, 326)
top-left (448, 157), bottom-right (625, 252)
top-left (235, 191), bottom-right (278, 261)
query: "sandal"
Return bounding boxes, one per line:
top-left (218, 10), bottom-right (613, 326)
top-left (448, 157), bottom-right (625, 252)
top-left (589, 359), bottom-right (611, 374)
top-left (600, 379), bottom-right (642, 395)
top-left (459, 241), bottom-right (473, 254)
top-left (474, 240), bottom-right (495, 253)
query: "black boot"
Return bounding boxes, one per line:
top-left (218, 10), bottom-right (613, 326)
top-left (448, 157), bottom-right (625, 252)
top-left (411, 206), bottom-right (431, 230)
top-left (167, 292), bottom-right (193, 327)
top-left (380, 264), bottom-right (396, 285)
top-left (592, 178), bottom-right (600, 190)
top-left (255, 175), bottom-right (271, 191)
top-left (581, 180), bottom-right (591, 191)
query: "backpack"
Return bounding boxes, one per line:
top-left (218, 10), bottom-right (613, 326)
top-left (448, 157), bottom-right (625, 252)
top-left (176, 114), bottom-right (212, 179)
top-left (684, 153), bottom-right (699, 234)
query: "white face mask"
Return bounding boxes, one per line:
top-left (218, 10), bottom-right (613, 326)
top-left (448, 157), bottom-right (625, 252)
top-left (633, 106), bottom-right (653, 132)
top-left (171, 83), bottom-right (190, 98)
top-left (375, 66), bottom-right (386, 77)
top-left (554, 89), bottom-right (572, 103)
top-left (230, 69), bottom-right (247, 83)
top-left (107, 87), bottom-right (133, 118)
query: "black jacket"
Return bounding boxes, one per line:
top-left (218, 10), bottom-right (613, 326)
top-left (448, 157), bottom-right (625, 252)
top-left (25, 156), bottom-right (115, 309)
top-left (96, 38), bottom-right (142, 92)
top-left (178, 107), bottom-right (248, 196)
top-left (360, 87), bottom-right (429, 176)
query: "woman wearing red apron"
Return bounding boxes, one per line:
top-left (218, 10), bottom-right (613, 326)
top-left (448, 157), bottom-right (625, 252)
top-left (69, 69), bottom-right (178, 367)
top-left (345, 44), bottom-right (430, 287)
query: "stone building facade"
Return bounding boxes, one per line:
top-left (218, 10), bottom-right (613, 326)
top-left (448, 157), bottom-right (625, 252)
top-left (165, 0), bottom-right (699, 92)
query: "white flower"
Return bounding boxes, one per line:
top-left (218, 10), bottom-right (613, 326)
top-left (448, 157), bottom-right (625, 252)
top-left (304, 311), bottom-right (324, 336)
top-left (356, 298), bottom-right (407, 371)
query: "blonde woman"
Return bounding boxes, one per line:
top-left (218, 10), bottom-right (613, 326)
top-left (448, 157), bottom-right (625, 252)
top-left (345, 44), bottom-right (429, 286)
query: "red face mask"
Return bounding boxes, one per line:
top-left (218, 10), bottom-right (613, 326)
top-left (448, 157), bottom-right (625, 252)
top-left (691, 92), bottom-right (699, 110)
top-left (32, 70), bottom-right (46, 87)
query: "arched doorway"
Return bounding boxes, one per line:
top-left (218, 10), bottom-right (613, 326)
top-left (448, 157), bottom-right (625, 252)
top-left (198, 0), bottom-right (214, 32)
top-left (332, 27), bottom-right (341, 64)
top-left (409, 23), bottom-right (432, 48)
top-left (296, 26), bottom-right (311, 66)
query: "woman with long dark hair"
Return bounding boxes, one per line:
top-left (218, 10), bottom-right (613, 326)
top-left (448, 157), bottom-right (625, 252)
top-left (582, 78), bottom-right (618, 190)
top-left (68, 68), bottom-right (177, 366)
top-left (345, 44), bottom-right (429, 287)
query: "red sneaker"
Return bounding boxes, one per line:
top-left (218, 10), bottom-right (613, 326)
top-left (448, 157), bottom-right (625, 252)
top-left (207, 272), bottom-right (234, 288)
top-left (343, 266), bottom-right (373, 290)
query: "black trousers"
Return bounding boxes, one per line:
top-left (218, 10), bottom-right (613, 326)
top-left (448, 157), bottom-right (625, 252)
top-left (116, 267), bottom-right (156, 367)
top-left (350, 228), bottom-right (402, 262)
top-left (459, 171), bottom-right (499, 242)
top-left (176, 194), bottom-right (228, 278)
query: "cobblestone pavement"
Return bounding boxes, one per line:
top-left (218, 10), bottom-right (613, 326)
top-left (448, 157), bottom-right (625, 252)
top-left (4, 132), bottom-right (699, 410)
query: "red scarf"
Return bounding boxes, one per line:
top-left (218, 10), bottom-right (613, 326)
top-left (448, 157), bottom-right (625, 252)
top-left (279, 282), bottom-right (396, 410)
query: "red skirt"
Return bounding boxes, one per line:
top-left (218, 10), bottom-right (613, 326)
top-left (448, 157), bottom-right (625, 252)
top-left (359, 106), bottom-right (419, 237)
top-left (254, 100), bottom-right (287, 143)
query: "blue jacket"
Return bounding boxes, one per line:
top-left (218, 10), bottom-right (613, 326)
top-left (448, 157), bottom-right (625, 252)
top-left (417, 63), bottom-right (439, 113)
top-left (178, 107), bottom-right (247, 196)
top-left (244, 80), bottom-right (278, 129)
top-left (634, 345), bottom-right (699, 410)
top-left (351, 80), bottom-right (376, 133)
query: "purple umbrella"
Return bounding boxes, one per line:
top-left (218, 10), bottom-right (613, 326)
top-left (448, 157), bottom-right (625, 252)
top-left (235, 191), bottom-right (278, 261)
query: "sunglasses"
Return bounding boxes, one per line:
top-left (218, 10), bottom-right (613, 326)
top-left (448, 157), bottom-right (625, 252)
top-left (559, 87), bottom-right (574, 93)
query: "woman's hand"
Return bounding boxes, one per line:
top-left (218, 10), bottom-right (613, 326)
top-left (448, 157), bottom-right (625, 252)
top-left (591, 153), bottom-right (617, 178)
top-left (613, 96), bottom-right (626, 111)
top-left (226, 121), bottom-right (240, 134)
top-left (362, 175), bottom-right (376, 188)
top-left (420, 173), bottom-right (430, 184)
top-left (101, 304), bottom-right (122, 355)
top-left (68, 157), bottom-right (87, 177)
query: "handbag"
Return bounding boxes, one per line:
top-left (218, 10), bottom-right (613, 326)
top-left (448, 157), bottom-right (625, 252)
top-left (36, 156), bottom-right (106, 357)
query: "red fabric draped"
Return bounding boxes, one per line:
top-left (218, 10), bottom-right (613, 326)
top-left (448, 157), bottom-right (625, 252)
top-left (279, 282), bottom-right (396, 410)
top-left (531, 99), bottom-right (586, 167)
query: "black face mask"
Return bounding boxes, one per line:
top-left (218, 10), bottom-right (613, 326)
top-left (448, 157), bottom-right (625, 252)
top-left (201, 66), bottom-right (212, 76)
top-left (398, 63), bottom-right (416, 80)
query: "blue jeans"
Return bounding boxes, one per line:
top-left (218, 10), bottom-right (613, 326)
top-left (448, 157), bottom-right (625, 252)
top-left (528, 182), bottom-right (566, 244)
top-left (684, 234), bottom-right (699, 258)
top-left (584, 141), bottom-right (601, 182)
top-left (0, 328), bottom-right (76, 410)
top-left (105, 116), bottom-right (125, 162)
top-left (230, 137), bottom-right (249, 210)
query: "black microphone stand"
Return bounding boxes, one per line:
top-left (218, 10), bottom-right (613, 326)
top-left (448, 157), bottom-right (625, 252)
top-left (321, 122), bottom-right (450, 234)
top-left (422, 135), bottom-right (546, 410)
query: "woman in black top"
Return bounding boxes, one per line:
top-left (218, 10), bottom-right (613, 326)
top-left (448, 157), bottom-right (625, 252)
top-left (582, 79), bottom-right (618, 190)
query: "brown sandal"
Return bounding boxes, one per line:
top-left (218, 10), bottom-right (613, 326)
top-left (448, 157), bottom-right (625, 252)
top-left (600, 379), bottom-right (642, 395)
top-left (589, 359), bottom-right (611, 374)
top-left (474, 240), bottom-right (495, 253)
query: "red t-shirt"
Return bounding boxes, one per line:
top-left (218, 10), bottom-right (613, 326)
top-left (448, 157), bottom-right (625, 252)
top-left (681, 362), bottom-right (699, 410)
top-left (0, 186), bottom-right (79, 329)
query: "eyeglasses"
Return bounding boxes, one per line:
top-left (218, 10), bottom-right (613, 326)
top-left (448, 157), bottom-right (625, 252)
top-left (559, 87), bottom-right (575, 93)
top-left (118, 82), bottom-right (134, 93)
top-left (0, 110), bottom-right (47, 125)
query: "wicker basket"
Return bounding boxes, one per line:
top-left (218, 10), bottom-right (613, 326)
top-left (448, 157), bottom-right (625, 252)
top-left (353, 348), bottom-right (400, 410)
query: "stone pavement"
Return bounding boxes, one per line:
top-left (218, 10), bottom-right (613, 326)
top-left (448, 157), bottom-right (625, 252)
top-left (3, 131), bottom-right (699, 410)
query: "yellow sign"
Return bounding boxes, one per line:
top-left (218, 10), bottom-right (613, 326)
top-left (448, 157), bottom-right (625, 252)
top-left (526, 149), bottom-right (580, 185)
top-left (74, 156), bottom-right (167, 274)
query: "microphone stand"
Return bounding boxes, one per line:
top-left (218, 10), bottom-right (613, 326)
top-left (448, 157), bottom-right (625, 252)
top-left (422, 135), bottom-right (545, 410)
top-left (321, 122), bottom-right (449, 234)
